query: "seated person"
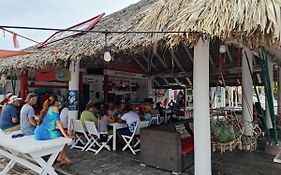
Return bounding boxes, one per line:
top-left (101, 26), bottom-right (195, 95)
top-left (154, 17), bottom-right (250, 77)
top-left (0, 95), bottom-right (22, 132)
top-left (142, 107), bottom-right (152, 121)
top-left (113, 102), bottom-right (126, 119)
top-left (0, 92), bottom-right (13, 109)
top-left (93, 103), bottom-right (106, 119)
top-left (60, 104), bottom-right (69, 129)
top-left (168, 100), bottom-right (175, 108)
top-left (155, 102), bottom-right (164, 116)
top-left (80, 100), bottom-right (98, 130)
top-left (98, 109), bottom-right (115, 134)
top-left (34, 95), bottom-right (71, 164)
top-left (20, 93), bottom-right (38, 135)
top-left (118, 105), bottom-right (140, 136)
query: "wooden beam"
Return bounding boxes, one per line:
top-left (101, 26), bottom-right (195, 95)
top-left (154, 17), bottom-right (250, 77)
top-left (141, 55), bottom-right (158, 71)
top-left (209, 54), bottom-right (216, 68)
top-left (186, 77), bottom-right (192, 86)
top-left (29, 84), bottom-right (68, 89)
top-left (153, 43), bottom-right (169, 70)
top-left (163, 78), bottom-right (170, 85)
top-left (182, 44), bottom-right (193, 63)
top-left (148, 71), bottom-right (192, 78)
top-left (174, 78), bottom-right (181, 85)
top-left (134, 58), bottom-right (148, 73)
top-left (171, 49), bottom-right (186, 72)
top-left (154, 79), bottom-right (160, 86)
top-left (226, 45), bottom-right (233, 62)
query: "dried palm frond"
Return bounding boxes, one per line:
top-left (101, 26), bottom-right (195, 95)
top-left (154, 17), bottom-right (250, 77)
top-left (140, 0), bottom-right (281, 48)
top-left (2, 0), bottom-right (281, 73)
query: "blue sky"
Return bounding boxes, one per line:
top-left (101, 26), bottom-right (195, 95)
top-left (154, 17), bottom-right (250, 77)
top-left (0, 0), bottom-right (139, 50)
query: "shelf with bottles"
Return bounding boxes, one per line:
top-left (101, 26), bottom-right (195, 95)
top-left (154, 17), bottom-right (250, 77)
top-left (107, 77), bottom-right (140, 93)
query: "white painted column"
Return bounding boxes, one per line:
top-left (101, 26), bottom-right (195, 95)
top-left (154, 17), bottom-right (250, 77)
top-left (210, 87), bottom-right (216, 109)
top-left (229, 87), bottom-right (234, 107)
top-left (193, 39), bottom-right (211, 175)
top-left (242, 49), bottom-right (253, 136)
top-left (68, 60), bottom-right (80, 129)
top-left (266, 60), bottom-right (273, 129)
top-left (278, 68), bottom-right (281, 115)
top-left (222, 87), bottom-right (226, 107)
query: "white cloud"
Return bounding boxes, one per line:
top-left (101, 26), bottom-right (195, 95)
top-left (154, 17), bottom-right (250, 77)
top-left (0, 0), bottom-right (139, 50)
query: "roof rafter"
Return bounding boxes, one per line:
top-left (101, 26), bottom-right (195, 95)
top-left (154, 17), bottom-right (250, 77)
top-left (182, 44), bottom-right (193, 63)
top-left (141, 54), bottom-right (158, 71)
top-left (171, 49), bottom-right (186, 72)
top-left (153, 43), bottom-right (169, 70)
top-left (134, 58), bottom-right (148, 73)
top-left (226, 45), bottom-right (233, 62)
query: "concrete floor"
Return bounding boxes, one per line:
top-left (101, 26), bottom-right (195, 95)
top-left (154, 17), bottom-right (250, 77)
top-left (59, 148), bottom-right (281, 175)
top-left (1, 145), bottom-right (281, 175)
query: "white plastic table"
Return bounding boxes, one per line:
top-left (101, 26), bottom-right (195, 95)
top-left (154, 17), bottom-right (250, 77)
top-left (0, 132), bottom-right (71, 175)
top-left (163, 109), bottom-right (172, 123)
top-left (108, 123), bottom-right (127, 151)
top-left (274, 152), bottom-right (281, 163)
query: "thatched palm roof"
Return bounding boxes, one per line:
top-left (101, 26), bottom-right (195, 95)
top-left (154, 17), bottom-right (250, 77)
top-left (1, 0), bottom-right (281, 74)
top-left (140, 0), bottom-right (281, 48)
top-left (0, 0), bottom-right (159, 73)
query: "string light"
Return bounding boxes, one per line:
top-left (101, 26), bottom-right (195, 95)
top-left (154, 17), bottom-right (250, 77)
top-left (103, 31), bottom-right (112, 62)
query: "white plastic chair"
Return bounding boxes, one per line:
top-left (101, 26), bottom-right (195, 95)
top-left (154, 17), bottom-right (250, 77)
top-left (70, 119), bottom-right (91, 151)
top-left (150, 109), bottom-right (159, 115)
top-left (121, 121), bottom-right (149, 155)
top-left (85, 121), bottom-right (113, 154)
top-left (150, 114), bottom-right (162, 125)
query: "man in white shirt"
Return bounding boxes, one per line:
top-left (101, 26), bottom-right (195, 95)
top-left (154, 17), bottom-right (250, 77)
top-left (60, 106), bottom-right (69, 129)
top-left (118, 105), bottom-right (140, 135)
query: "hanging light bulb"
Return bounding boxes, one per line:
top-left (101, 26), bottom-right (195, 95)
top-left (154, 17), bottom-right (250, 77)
top-left (104, 50), bottom-right (112, 62)
top-left (103, 31), bottom-right (112, 62)
top-left (219, 44), bottom-right (226, 53)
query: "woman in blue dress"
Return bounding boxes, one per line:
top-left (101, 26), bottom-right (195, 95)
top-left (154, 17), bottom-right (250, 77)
top-left (34, 95), bottom-right (71, 164)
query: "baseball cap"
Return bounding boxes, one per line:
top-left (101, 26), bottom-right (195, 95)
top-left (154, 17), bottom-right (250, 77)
top-left (25, 93), bottom-right (37, 102)
top-left (6, 92), bottom-right (13, 98)
top-left (9, 95), bottom-right (23, 104)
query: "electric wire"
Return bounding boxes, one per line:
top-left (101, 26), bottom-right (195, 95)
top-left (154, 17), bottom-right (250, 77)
top-left (0, 25), bottom-right (192, 34)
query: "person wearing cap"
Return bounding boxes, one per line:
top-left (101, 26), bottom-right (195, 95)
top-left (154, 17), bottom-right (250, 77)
top-left (0, 92), bottom-right (13, 109)
top-left (0, 95), bottom-right (22, 132)
top-left (20, 93), bottom-right (38, 135)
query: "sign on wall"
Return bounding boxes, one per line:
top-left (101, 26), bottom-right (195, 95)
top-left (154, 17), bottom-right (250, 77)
top-left (35, 69), bottom-right (70, 82)
top-left (68, 90), bottom-right (79, 111)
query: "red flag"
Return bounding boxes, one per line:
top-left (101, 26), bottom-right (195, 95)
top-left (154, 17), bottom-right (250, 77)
top-left (13, 33), bottom-right (20, 48)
